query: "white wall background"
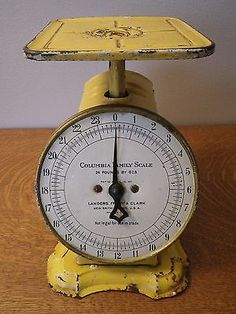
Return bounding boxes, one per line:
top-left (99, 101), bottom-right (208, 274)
top-left (0, 0), bottom-right (235, 128)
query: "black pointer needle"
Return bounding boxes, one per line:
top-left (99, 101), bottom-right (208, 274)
top-left (108, 125), bottom-right (128, 223)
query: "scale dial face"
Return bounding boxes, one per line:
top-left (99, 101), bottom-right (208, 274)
top-left (36, 105), bottom-right (198, 263)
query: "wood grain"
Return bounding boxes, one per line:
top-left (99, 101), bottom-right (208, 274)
top-left (0, 126), bottom-right (235, 314)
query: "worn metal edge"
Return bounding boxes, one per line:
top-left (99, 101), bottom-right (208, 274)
top-left (23, 43), bottom-right (215, 62)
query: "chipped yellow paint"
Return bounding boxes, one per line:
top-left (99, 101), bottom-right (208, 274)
top-left (48, 240), bottom-right (188, 299)
top-left (24, 16), bottom-right (214, 61)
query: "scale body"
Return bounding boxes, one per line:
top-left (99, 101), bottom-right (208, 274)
top-left (24, 17), bottom-right (214, 299)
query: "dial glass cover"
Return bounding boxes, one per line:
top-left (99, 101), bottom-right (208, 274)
top-left (37, 105), bottom-right (197, 262)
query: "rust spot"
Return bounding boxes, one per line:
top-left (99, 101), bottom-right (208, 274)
top-left (170, 257), bottom-right (181, 283)
top-left (58, 276), bottom-right (66, 282)
top-left (125, 283), bottom-right (139, 293)
top-left (138, 50), bottom-right (156, 54)
top-left (61, 249), bottom-right (69, 258)
top-left (154, 271), bottom-right (165, 279)
top-left (76, 274), bottom-right (80, 292)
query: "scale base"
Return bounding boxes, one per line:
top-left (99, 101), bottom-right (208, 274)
top-left (47, 240), bottom-right (189, 299)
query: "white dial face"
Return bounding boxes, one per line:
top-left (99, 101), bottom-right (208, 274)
top-left (37, 106), bottom-right (197, 262)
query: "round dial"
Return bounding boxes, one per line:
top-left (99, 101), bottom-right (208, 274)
top-left (36, 105), bottom-right (198, 263)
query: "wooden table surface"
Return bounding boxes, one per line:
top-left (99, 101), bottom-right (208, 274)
top-left (0, 126), bottom-right (235, 314)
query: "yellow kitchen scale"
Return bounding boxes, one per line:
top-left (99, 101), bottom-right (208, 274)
top-left (24, 16), bottom-right (214, 299)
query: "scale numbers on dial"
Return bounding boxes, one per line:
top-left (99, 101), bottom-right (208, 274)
top-left (37, 106), bottom-right (197, 262)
